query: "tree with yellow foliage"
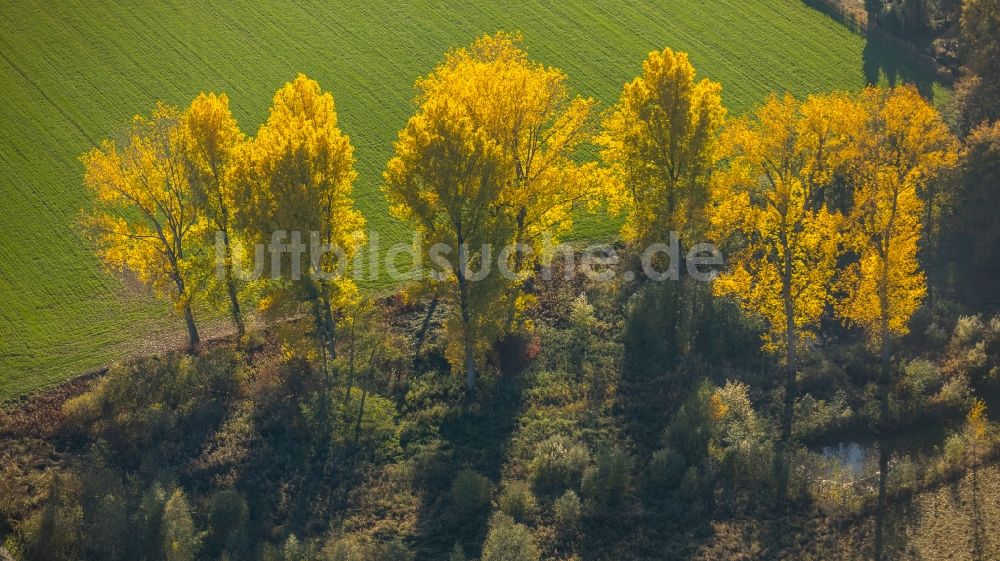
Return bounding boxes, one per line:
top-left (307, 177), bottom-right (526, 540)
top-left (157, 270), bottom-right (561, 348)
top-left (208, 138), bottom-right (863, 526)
top-left (384, 32), bottom-right (601, 394)
top-left (180, 92), bottom-right (247, 340)
top-left (711, 92), bottom-right (855, 446)
top-left (599, 47), bottom-right (726, 247)
top-left (385, 97), bottom-right (513, 395)
top-left (417, 33), bottom-right (601, 262)
top-left (81, 102), bottom-right (206, 351)
top-left (240, 74), bottom-right (365, 386)
top-left (836, 85), bottom-right (960, 426)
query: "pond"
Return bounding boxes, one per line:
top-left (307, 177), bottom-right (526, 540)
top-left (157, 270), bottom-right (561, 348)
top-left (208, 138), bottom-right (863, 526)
top-left (812, 422), bottom-right (952, 483)
top-left (818, 441), bottom-right (881, 481)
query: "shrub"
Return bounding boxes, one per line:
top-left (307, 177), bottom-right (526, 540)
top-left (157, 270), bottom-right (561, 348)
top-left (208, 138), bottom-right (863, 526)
top-left (903, 359), bottom-right (943, 397)
top-left (498, 480), bottom-right (537, 523)
top-left (528, 436), bottom-right (590, 493)
top-left (924, 321), bottom-right (949, 350)
top-left (324, 535), bottom-right (366, 561)
top-left (933, 373), bottom-right (971, 408)
top-left (376, 539), bottom-right (415, 561)
top-left (678, 465), bottom-right (710, 505)
top-left (449, 544), bottom-right (468, 561)
top-left (567, 295), bottom-right (599, 371)
top-left (333, 389), bottom-right (401, 463)
top-left (647, 447), bottom-right (686, 490)
top-left (265, 534), bottom-right (321, 561)
top-left (581, 445), bottom-right (632, 506)
top-left (943, 432), bottom-right (967, 468)
top-left (888, 455), bottom-right (918, 495)
top-left (481, 514), bottom-right (540, 561)
top-left (958, 342), bottom-right (989, 376)
top-left (713, 381), bottom-right (767, 453)
top-left (792, 391), bottom-right (852, 439)
top-left (451, 469), bottom-right (492, 516)
top-left (61, 379), bottom-right (107, 432)
top-left (162, 488), bottom-right (200, 561)
top-left (552, 490), bottom-right (581, 536)
top-left (207, 489), bottom-right (248, 555)
top-left (952, 315), bottom-right (985, 349)
top-left (21, 475), bottom-right (83, 561)
top-left (663, 381), bottom-right (717, 465)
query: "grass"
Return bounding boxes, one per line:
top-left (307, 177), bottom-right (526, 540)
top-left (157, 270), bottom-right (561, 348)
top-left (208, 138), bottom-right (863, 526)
top-left (0, 0), bottom-right (945, 400)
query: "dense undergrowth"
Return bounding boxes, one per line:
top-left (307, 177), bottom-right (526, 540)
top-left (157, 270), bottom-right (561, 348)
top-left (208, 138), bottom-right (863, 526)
top-left (1, 261), bottom-right (999, 561)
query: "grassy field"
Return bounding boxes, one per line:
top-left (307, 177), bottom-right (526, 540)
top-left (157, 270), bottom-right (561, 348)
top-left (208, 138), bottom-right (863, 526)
top-left (0, 0), bottom-right (945, 400)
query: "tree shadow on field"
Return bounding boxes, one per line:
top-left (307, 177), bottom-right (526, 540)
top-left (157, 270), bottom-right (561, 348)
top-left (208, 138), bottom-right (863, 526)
top-left (970, 463), bottom-right (986, 561)
top-left (801, 0), bottom-right (942, 100)
top-left (861, 32), bottom-right (939, 99)
top-left (409, 361), bottom-right (526, 560)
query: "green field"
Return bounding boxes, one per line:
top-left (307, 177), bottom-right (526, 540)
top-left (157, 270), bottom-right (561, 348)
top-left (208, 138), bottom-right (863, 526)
top-left (0, 0), bottom-right (944, 400)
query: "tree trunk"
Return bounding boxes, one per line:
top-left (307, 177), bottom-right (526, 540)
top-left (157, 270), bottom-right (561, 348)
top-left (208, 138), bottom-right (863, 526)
top-left (504, 207), bottom-right (529, 333)
top-left (879, 315), bottom-right (892, 430)
top-left (220, 228), bottom-right (245, 343)
top-left (310, 297), bottom-right (332, 430)
top-left (777, 239), bottom-right (797, 500)
top-left (183, 302), bottom-right (200, 352)
top-left (353, 387), bottom-right (368, 448)
top-left (782, 307), bottom-right (797, 443)
top-left (226, 276), bottom-right (244, 342)
top-left (458, 273), bottom-right (476, 396)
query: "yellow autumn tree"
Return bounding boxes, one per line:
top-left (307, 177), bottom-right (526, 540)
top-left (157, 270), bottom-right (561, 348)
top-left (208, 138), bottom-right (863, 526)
top-left (240, 74), bottom-right (365, 383)
top-left (599, 47), bottom-right (726, 247)
top-left (180, 92), bottom-right (248, 340)
top-left (384, 32), bottom-right (601, 393)
top-left (711, 92), bottom-right (858, 444)
top-left (81, 102), bottom-right (206, 351)
top-left (384, 97), bottom-right (513, 395)
top-left (836, 85), bottom-right (960, 424)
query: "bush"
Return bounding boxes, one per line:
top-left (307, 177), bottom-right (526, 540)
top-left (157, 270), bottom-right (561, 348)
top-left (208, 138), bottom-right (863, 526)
top-left (333, 388), bottom-right (401, 463)
top-left (647, 447), bottom-right (686, 490)
top-left (528, 436), bottom-right (590, 493)
top-left (481, 514), bottom-right (540, 561)
top-left (498, 480), bottom-right (537, 523)
top-left (376, 539), bottom-right (415, 561)
top-left (792, 391), bottom-right (852, 439)
top-left (888, 455), bottom-right (918, 495)
top-left (952, 315), bottom-right (985, 349)
top-left (21, 475), bottom-right (84, 561)
top-left (903, 359), bottom-right (943, 397)
top-left (207, 489), bottom-right (248, 556)
top-left (581, 445), bottom-right (632, 507)
top-left (552, 490), bottom-right (581, 536)
top-left (713, 381), bottom-right (767, 450)
top-left (61, 379), bottom-right (107, 432)
top-left (925, 321), bottom-right (949, 350)
top-left (162, 488), bottom-right (200, 561)
top-left (678, 465), bottom-right (711, 506)
top-left (448, 543), bottom-right (468, 561)
top-left (943, 432), bottom-right (967, 468)
top-left (324, 534), bottom-right (366, 561)
top-left (265, 534), bottom-right (321, 561)
top-left (451, 469), bottom-right (492, 516)
top-left (933, 373), bottom-right (971, 408)
top-left (663, 381), bottom-right (717, 465)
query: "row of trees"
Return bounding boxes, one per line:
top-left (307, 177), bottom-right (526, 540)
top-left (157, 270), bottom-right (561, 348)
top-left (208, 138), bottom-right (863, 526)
top-left (710, 87), bottom-right (958, 490)
top-left (381, 33), bottom-right (959, 419)
top-left (82, 33), bottom-right (960, 411)
top-left (81, 75), bottom-right (362, 370)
